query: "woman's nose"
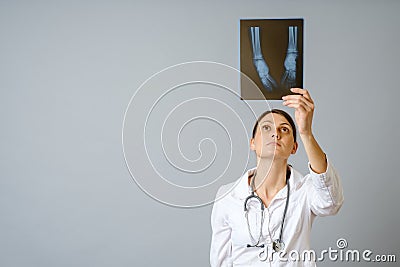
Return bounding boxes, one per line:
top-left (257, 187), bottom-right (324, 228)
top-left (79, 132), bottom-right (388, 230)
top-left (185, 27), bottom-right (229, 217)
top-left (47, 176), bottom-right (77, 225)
top-left (271, 131), bottom-right (280, 139)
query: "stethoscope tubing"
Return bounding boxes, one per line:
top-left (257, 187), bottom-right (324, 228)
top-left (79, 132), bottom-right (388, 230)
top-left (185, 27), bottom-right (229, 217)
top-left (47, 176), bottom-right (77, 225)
top-left (244, 166), bottom-right (291, 250)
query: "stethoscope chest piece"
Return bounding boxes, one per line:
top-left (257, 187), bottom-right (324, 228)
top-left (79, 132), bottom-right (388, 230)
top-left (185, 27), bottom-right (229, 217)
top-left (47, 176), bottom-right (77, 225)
top-left (272, 239), bottom-right (285, 252)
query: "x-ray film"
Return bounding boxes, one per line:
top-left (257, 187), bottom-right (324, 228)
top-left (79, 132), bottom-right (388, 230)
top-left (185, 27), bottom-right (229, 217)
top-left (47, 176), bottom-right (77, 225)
top-left (240, 19), bottom-right (304, 100)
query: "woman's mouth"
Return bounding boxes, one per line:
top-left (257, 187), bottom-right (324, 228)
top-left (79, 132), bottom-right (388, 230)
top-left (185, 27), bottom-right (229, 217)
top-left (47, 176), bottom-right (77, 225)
top-left (266, 141), bottom-right (281, 146)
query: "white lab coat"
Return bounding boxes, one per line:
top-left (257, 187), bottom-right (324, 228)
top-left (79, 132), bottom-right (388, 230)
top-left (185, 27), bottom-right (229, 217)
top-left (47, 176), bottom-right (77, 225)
top-left (210, 160), bottom-right (344, 267)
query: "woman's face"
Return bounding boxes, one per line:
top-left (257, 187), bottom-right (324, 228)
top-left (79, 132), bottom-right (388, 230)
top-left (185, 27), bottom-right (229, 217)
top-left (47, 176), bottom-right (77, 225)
top-left (250, 113), bottom-right (298, 160)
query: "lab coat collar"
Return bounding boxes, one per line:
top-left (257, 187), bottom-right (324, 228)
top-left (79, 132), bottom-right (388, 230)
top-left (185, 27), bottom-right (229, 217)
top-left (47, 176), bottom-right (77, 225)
top-left (231, 165), bottom-right (302, 201)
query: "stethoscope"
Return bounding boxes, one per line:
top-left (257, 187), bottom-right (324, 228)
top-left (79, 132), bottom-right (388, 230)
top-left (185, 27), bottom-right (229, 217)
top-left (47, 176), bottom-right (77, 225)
top-left (244, 166), bottom-right (291, 253)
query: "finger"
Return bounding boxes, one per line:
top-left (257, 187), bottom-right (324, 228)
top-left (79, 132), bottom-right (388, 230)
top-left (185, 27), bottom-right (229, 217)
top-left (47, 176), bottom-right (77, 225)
top-left (284, 100), bottom-right (314, 112)
top-left (282, 91), bottom-right (310, 100)
top-left (290, 88), bottom-right (314, 103)
top-left (283, 92), bottom-right (314, 106)
top-left (301, 90), bottom-right (313, 103)
top-left (289, 87), bottom-right (305, 94)
top-left (284, 103), bottom-right (310, 113)
top-left (282, 95), bottom-right (307, 104)
top-left (283, 97), bottom-right (314, 110)
top-left (282, 94), bottom-right (302, 100)
top-left (283, 100), bottom-right (312, 112)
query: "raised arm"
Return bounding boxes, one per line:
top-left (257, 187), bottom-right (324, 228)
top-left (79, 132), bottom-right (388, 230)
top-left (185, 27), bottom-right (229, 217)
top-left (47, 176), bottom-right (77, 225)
top-left (283, 88), bottom-right (343, 216)
top-left (282, 88), bottom-right (327, 173)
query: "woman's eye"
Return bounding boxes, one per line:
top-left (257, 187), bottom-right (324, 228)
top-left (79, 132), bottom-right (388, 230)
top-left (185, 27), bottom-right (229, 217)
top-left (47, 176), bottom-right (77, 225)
top-left (262, 125), bottom-right (271, 131)
top-left (281, 127), bottom-right (289, 133)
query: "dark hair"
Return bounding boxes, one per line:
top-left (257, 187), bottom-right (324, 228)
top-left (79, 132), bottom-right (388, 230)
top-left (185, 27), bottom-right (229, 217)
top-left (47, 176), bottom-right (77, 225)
top-left (251, 109), bottom-right (297, 142)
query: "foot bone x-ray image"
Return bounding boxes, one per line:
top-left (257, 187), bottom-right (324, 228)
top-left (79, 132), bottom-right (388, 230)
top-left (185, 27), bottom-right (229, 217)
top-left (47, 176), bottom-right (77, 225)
top-left (250, 26), bottom-right (278, 92)
top-left (249, 26), bottom-right (298, 92)
top-left (281, 26), bottom-right (299, 90)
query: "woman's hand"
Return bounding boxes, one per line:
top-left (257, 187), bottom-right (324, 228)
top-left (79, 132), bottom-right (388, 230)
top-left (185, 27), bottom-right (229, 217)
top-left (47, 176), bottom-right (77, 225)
top-left (282, 88), bottom-right (314, 136)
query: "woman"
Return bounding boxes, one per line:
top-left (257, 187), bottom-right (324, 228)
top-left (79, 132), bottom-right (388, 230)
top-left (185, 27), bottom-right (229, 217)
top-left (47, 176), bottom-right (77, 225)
top-left (210, 88), bottom-right (343, 266)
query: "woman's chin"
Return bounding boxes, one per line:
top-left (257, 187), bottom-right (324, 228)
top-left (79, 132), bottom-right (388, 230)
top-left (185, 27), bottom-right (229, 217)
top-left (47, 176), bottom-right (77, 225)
top-left (259, 152), bottom-right (290, 161)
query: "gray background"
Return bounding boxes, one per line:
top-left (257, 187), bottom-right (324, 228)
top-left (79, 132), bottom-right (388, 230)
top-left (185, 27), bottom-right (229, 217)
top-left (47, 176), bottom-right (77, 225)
top-left (1, 0), bottom-right (399, 266)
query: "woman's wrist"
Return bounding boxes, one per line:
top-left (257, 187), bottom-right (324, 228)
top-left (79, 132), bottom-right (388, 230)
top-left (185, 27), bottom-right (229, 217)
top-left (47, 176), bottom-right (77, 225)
top-left (300, 133), bottom-right (327, 174)
top-left (299, 131), bottom-right (314, 141)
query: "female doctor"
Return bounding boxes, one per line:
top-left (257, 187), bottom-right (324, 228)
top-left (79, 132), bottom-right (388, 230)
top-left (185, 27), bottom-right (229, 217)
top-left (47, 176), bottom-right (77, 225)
top-left (210, 88), bottom-right (344, 266)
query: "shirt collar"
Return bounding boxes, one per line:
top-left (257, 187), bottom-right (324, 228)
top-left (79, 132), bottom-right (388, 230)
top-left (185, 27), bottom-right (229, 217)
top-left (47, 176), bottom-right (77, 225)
top-left (231, 166), bottom-right (302, 200)
top-left (231, 167), bottom-right (255, 200)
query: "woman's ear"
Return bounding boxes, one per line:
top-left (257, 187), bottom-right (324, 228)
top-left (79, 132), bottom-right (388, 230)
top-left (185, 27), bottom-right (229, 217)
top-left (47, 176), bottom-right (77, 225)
top-left (250, 138), bottom-right (256, 151)
top-left (291, 142), bottom-right (298, 154)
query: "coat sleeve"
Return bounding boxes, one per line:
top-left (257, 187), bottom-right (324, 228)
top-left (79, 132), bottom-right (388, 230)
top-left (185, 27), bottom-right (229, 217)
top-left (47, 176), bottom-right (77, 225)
top-left (210, 187), bottom-right (233, 267)
top-left (308, 159), bottom-right (344, 217)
